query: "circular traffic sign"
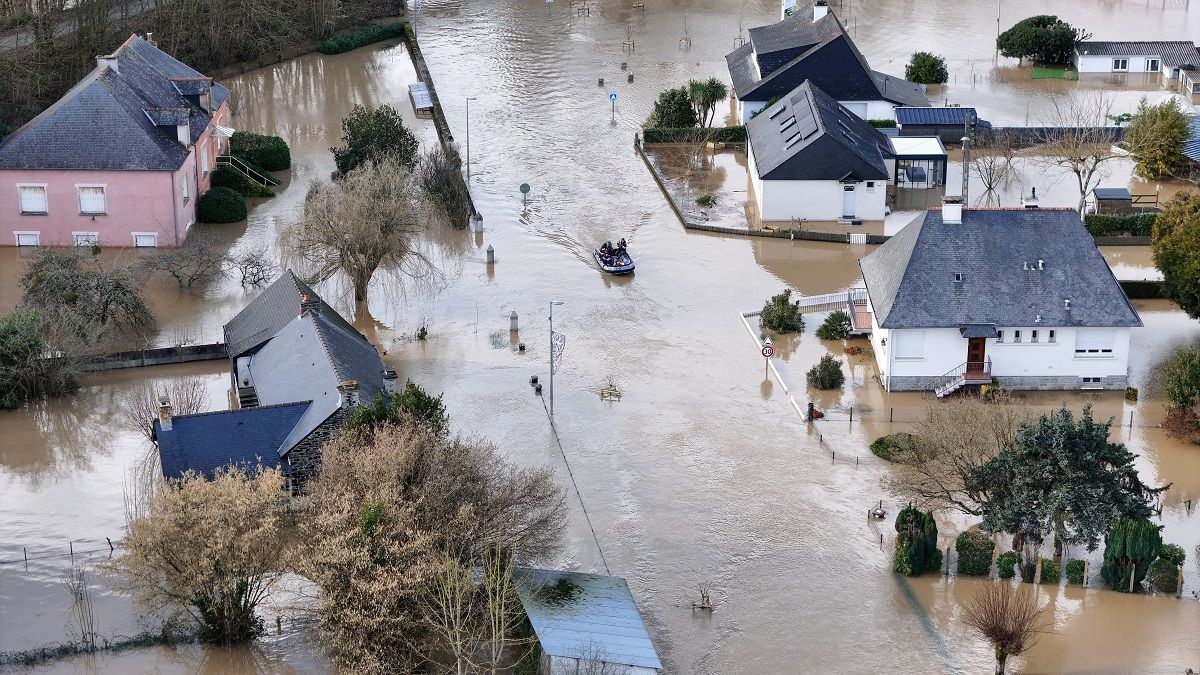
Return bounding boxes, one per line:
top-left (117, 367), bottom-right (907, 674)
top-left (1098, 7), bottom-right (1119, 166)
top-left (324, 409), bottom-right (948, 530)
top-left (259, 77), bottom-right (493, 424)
top-left (761, 340), bottom-right (774, 358)
top-left (519, 183), bottom-right (530, 194)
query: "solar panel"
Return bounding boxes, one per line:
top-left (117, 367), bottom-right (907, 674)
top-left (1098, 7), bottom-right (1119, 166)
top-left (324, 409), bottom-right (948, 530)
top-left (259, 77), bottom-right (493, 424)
top-left (794, 93), bottom-right (819, 140)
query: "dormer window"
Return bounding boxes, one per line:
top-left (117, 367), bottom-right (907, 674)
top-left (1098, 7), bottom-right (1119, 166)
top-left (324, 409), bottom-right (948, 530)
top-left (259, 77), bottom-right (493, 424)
top-left (953, 273), bottom-right (963, 283)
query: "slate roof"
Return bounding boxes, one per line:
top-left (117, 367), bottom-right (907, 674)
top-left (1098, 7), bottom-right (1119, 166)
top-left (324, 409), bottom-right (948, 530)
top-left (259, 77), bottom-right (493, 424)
top-left (860, 208), bottom-right (1142, 329)
top-left (247, 310), bottom-right (388, 457)
top-left (1184, 115), bottom-right (1200, 163)
top-left (1094, 187), bottom-right (1132, 200)
top-left (895, 106), bottom-right (991, 128)
top-left (726, 6), bottom-right (928, 107)
top-left (223, 271), bottom-right (361, 358)
top-left (515, 569), bottom-right (662, 671)
top-left (1076, 41), bottom-right (1200, 68)
top-left (747, 80), bottom-right (893, 181)
top-left (0, 34), bottom-right (230, 170)
top-left (155, 402), bottom-right (311, 479)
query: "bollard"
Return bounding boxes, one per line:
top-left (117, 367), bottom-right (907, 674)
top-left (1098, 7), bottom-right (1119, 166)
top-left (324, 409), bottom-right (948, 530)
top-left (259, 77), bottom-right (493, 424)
top-left (530, 375), bottom-right (539, 385)
top-left (509, 310), bottom-right (518, 332)
top-left (889, 407), bottom-right (894, 423)
top-left (106, 537), bottom-right (114, 552)
top-left (518, 342), bottom-right (526, 352)
top-left (1129, 410), bottom-right (1134, 427)
top-left (598, 77), bottom-right (604, 86)
top-left (486, 245), bottom-right (495, 265)
top-left (627, 73), bottom-right (634, 83)
top-left (621, 62), bottom-right (627, 70)
top-left (23, 547), bottom-right (27, 563)
top-left (534, 383), bottom-right (543, 394)
top-left (849, 406), bottom-right (853, 428)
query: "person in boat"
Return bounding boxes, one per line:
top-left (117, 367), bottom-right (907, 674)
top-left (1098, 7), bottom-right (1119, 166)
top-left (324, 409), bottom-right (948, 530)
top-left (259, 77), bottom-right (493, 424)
top-left (600, 241), bottom-right (612, 255)
top-left (617, 238), bottom-right (627, 254)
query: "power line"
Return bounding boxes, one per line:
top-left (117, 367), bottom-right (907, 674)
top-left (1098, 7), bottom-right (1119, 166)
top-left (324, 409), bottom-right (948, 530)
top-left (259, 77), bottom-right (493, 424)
top-left (540, 399), bottom-right (612, 575)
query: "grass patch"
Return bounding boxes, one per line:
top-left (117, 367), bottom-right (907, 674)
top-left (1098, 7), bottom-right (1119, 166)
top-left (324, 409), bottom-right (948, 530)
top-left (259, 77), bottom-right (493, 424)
top-left (1032, 67), bottom-right (1078, 80)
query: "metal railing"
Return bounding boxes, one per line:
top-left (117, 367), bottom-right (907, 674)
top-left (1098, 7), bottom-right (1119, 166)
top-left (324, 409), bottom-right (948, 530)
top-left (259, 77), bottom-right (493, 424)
top-left (215, 155), bottom-right (279, 187)
top-left (933, 358), bottom-right (992, 397)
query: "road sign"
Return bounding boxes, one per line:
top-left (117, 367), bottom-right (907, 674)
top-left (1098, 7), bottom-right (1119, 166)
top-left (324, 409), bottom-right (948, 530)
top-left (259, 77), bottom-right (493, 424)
top-left (609, 92), bottom-right (618, 102)
top-left (761, 339), bottom-right (774, 358)
top-left (519, 183), bottom-right (530, 194)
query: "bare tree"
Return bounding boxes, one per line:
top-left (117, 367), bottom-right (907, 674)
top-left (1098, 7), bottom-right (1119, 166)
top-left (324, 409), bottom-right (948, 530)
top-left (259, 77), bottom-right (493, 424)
top-left (418, 556), bottom-right (480, 675)
top-left (882, 397), bottom-right (1030, 516)
top-left (971, 132), bottom-right (1018, 207)
top-left (227, 246), bottom-right (277, 286)
top-left (20, 247), bottom-right (155, 344)
top-left (141, 230), bottom-right (227, 289)
top-left (569, 642), bottom-right (632, 674)
top-left (418, 144), bottom-right (473, 229)
top-left (288, 158), bottom-right (437, 303)
top-left (119, 376), bottom-right (209, 441)
top-left (1032, 93), bottom-right (1124, 214)
top-left (62, 559), bottom-right (98, 651)
top-left (962, 583), bottom-right (1050, 675)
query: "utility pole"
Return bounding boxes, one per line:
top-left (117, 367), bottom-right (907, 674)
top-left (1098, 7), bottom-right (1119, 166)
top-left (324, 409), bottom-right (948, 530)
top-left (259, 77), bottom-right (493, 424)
top-left (961, 110), bottom-right (976, 204)
top-left (465, 96), bottom-right (477, 182)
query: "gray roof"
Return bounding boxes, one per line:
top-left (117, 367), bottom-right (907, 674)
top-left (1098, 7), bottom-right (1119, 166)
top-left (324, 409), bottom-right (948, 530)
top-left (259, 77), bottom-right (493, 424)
top-left (247, 310), bottom-right (388, 457)
top-left (860, 208), bottom-right (1142, 329)
top-left (1094, 187), bottom-right (1132, 200)
top-left (896, 106), bottom-right (988, 127)
top-left (223, 271), bottom-right (360, 358)
top-left (1185, 115), bottom-right (1200, 163)
top-left (747, 80), bottom-right (893, 181)
top-left (727, 8), bottom-right (928, 108)
top-left (1076, 41), bottom-right (1200, 68)
top-left (515, 568), bottom-right (662, 671)
top-left (156, 402), bottom-right (311, 479)
top-left (0, 34), bottom-right (230, 170)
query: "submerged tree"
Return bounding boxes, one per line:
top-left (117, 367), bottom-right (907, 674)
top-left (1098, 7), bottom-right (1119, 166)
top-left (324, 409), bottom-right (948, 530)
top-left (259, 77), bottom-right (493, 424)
top-left (289, 157), bottom-right (436, 303)
top-left (1126, 96), bottom-right (1190, 180)
top-left (687, 77), bottom-right (729, 128)
top-left (760, 289), bottom-right (804, 333)
top-left (119, 376), bottom-right (209, 442)
top-left (1101, 517), bottom-right (1163, 592)
top-left (905, 52), bottom-right (948, 84)
top-left (1151, 191), bottom-right (1200, 319)
top-left (418, 144), bottom-right (473, 228)
top-left (963, 583), bottom-right (1049, 675)
top-left (646, 87), bottom-right (697, 128)
top-left (970, 132), bottom-right (1018, 207)
top-left (893, 505), bottom-right (940, 576)
top-left (0, 307), bottom-right (85, 409)
top-left (1032, 93), bottom-right (1123, 214)
top-left (996, 15), bottom-right (1088, 64)
top-left (331, 104), bottom-right (420, 176)
top-left (20, 247), bottom-right (155, 342)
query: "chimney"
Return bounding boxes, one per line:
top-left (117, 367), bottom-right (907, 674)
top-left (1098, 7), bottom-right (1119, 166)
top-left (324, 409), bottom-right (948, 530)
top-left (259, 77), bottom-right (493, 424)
top-left (158, 397), bottom-right (173, 432)
top-left (1037, 259), bottom-right (1045, 271)
top-left (337, 379), bottom-right (360, 409)
top-left (941, 195), bottom-right (963, 224)
top-left (382, 369), bottom-right (399, 394)
top-left (300, 293), bottom-right (321, 317)
top-left (96, 52), bottom-right (119, 73)
top-left (145, 32), bottom-right (156, 46)
top-left (813, 0), bottom-right (829, 21)
top-left (1021, 186), bottom-right (1040, 209)
top-left (1064, 298), bottom-right (1072, 311)
top-left (176, 122), bottom-right (190, 146)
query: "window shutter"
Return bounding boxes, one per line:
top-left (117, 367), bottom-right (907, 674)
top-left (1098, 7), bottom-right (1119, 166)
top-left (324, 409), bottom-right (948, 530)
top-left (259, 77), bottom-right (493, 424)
top-left (19, 186), bottom-right (47, 213)
top-left (78, 186), bottom-right (105, 214)
top-left (1075, 329), bottom-right (1115, 352)
top-left (893, 330), bottom-right (925, 358)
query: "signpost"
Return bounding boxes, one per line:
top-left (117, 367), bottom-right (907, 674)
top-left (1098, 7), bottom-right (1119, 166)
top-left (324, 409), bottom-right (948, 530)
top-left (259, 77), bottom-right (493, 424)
top-left (609, 92), bottom-right (618, 119)
top-left (520, 182), bottom-right (530, 208)
top-left (762, 338), bottom-right (773, 377)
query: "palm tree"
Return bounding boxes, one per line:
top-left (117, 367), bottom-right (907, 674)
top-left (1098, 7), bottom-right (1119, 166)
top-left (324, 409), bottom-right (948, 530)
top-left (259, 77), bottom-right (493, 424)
top-left (687, 78), bottom-right (730, 128)
top-left (962, 583), bottom-right (1050, 675)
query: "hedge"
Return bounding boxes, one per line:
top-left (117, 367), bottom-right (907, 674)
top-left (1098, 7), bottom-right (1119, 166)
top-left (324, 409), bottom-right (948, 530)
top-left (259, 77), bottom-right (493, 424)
top-left (197, 186), bottom-right (247, 223)
top-left (955, 531), bottom-right (996, 576)
top-left (642, 126), bottom-right (747, 144)
top-left (869, 432), bottom-right (916, 461)
top-left (229, 131), bottom-right (291, 171)
top-left (1119, 280), bottom-right (1163, 299)
top-left (997, 551), bottom-right (1018, 579)
top-left (1065, 559), bottom-right (1086, 585)
top-left (319, 22), bottom-right (408, 55)
top-left (1083, 212), bottom-right (1157, 237)
top-left (867, 119), bottom-right (898, 128)
top-left (1040, 558), bottom-right (1060, 584)
top-left (211, 166), bottom-right (273, 199)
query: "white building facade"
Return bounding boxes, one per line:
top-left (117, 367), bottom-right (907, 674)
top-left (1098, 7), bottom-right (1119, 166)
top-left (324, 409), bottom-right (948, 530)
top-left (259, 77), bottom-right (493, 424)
top-left (748, 145), bottom-right (886, 221)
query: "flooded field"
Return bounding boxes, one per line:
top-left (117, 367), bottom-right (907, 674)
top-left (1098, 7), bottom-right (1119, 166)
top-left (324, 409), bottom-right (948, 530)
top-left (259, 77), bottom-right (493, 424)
top-left (4, 0), bottom-right (1200, 672)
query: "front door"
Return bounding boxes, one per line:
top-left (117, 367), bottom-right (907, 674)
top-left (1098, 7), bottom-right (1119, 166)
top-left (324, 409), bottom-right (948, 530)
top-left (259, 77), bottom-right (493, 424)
top-left (842, 185), bottom-right (856, 218)
top-left (966, 338), bottom-right (986, 378)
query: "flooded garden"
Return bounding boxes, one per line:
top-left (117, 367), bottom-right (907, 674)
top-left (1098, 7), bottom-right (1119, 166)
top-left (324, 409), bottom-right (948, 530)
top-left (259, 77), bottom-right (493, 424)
top-left (4, 0), bottom-right (1200, 672)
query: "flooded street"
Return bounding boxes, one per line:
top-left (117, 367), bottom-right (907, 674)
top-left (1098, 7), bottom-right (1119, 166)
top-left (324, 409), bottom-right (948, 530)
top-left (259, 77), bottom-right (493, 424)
top-left (5, 0), bottom-right (1200, 672)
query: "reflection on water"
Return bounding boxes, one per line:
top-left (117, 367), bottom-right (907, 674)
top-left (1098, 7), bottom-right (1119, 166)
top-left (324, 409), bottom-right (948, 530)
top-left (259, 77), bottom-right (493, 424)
top-left (5, 0), bottom-right (1200, 671)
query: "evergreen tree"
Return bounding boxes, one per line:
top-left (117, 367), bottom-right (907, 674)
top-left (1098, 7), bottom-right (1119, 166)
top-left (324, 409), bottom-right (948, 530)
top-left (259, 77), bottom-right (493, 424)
top-left (1101, 517), bottom-right (1162, 592)
top-left (331, 104), bottom-right (419, 175)
top-left (1126, 96), bottom-right (1190, 180)
top-left (1151, 191), bottom-right (1200, 319)
top-left (996, 15), bottom-right (1089, 64)
top-left (905, 52), bottom-right (948, 84)
top-left (894, 505), bottom-right (940, 576)
top-left (647, 87), bottom-right (698, 129)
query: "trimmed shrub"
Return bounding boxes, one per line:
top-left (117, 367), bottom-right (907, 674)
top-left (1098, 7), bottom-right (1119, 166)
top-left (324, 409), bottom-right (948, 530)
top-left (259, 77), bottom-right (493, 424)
top-left (905, 52), bottom-right (948, 84)
top-left (1125, 386), bottom-right (1139, 402)
top-left (1119, 280), bottom-right (1163, 299)
top-left (894, 505), bottom-right (940, 576)
top-left (229, 132), bottom-right (291, 172)
top-left (866, 119), bottom-right (897, 128)
top-left (318, 22), bottom-right (408, 55)
top-left (869, 432), bottom-right (916, 461)
top-left (1040, 558), bottom-right (1060, 584)
top-left (210, 166), bottom-right (273, 198)
top-left (997, 551), bottom-right (1018, 579)
top-left (955, 530), bottom-right (996, 576)
top-left (642, 126), bottom-right (747, 144)
top-left (815, 309), bottom-right (853, 340)
top-left (646, 87), bottom-right (697, 129)
top-left (1065, 559), bottom-right (1086, 585)
top-left (197, 187), bottom-right (247, 223)
top-left (929, 547), bottom-right (944, 574)
top-left (1148, 543), bottom-right (1186, 593)
top-left (806, 354), bottom-right (845, 390)
top-left (1101, 516), bottom-right (1162, 592)
top-left (1084, 212), bottom-right (1157, 237)
top-left (760, 289), bottom-right (804, 333)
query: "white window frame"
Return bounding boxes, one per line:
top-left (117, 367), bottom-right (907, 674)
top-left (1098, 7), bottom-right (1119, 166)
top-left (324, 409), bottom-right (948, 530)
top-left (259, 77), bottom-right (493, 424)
top-left (1048, 330), bottom-right (1056, 343)
top-left (1031, 329), bottom-right (1039, 344)
top-left (16, 183), bottom-right (48, 214)
top-left (1013, 330), bottom-right (1022, 343)
top-left (892, 330), bottom-right (925, 360)
top-left (181, 174), bottom-right (189, 202)
top-left (14, 231), bottom-right (40, 246)
top-left (1146, 58), bottom-right (1160, 72)
top-left (132, 232), bottom-right (159, 248)
top-left (72, 231), bottom-right (99, 246)
top-left (1113, 58), bottom-right (1128, 71)
top-left (75, 183), bottom-right (107, 215)
top-left (995, 330), bottom-right (1004, 343)
top-left (866, 181), bottom-right (876, 192)
top-left (200, 142), bottom-right (210, 177)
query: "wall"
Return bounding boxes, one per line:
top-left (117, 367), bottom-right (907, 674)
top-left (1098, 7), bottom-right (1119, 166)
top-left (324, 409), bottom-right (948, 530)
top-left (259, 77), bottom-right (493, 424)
top-left (194, 101), bottom-right (231, 196)
top-left (1, 167), bottom-right (177, 247)
top-left (172, 153), bottom-right (197, 247)
top-left (739, 99), bottom-right (768, 123)
top-left (547, 655), bottom-right (658, 675)
top-left (1075, 53), bottom-right (1162, 74)
top-left (839, 99), bottom-right (896, 120)
top-left (754, 172), bottom-right (887, 221)
top-left (284, 407), bottom-right (348, 493)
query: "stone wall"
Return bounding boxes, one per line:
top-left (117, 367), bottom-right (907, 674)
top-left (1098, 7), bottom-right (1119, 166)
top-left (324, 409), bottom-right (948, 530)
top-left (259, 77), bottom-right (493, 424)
top-left (285, 408), bottom-right (348, 492)
top-left (888, 374), bottom-right (1127, 392)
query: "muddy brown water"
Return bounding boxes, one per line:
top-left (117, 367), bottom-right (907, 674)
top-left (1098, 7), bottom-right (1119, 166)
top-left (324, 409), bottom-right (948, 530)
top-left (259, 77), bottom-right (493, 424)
top-left (5, 1), bottom-right (1200, 672)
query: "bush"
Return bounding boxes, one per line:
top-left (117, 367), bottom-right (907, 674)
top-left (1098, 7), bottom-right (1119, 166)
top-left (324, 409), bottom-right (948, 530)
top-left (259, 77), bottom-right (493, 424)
top-left (955, 531), bottom-right (996, 576)
top-left (928, 546), bottom-right (944, 574)
top-left (229, 131), bottom-right (291, 171)
top-left (1101, 517), bottom-right (1162, 592)
top-left (760, 289), bottom-right (804, 333)
top-left (696, 193), bottom-right (716, 207)
top-left (1040, 558), bottom-right (1060, 584)
top-left (866, 119), bottom-right (897, 128)
top-left (997, 551), bottom-right (1018, 579)
top-left (894, 505), bottom-right (940, 576)
top-left (869, 432), bottom-right (916, 461)
top-left (1065, 559), bottom-right (1086, 585)
top-left (905, 52), bottom-right (948, 84)
top-left (646, 87), bottom-right (697, 129)
top-left (210, 166), bottom-right (273, 199)
top-left (197, 187), bottom-right (247, 223)
top-left (1125, 387), bottom-right (1139, 402)
top-left (815, 309), bottom-right (853, 340)
top-left (332, 104), bottom-right (418, 175)
top-left (1162, 344), bottom-right (1200, 409)
top-left (642, 126), bottom-right (747, 144)
top-left (1162, 405), bottom-right (1200, 444)
top-left (1159, 542), bottom-right (1187, 566)
top-left (344, 380), bottom-right (450, 438)
top-left (1147, 544), bottom-right (1186, 594)
top-left (807, 354), bottom-right (845, 390)
top-left (318, 22), bottom-right (408, 55)
top-left (1127, 96), bottom-right (1190, 180)
top-left (1084, 212), bottom-right (1156, 237)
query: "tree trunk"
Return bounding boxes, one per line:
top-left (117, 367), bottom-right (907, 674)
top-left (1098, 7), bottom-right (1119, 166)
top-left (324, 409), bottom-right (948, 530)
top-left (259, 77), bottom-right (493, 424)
top-left (996, 648), bottom-right (1007, 675)
top-left (353, 276), bottom-right (368, 303)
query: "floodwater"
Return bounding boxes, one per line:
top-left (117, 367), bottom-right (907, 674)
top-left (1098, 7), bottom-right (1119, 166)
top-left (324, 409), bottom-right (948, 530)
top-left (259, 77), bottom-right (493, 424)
top-left (5, 0), bottom-right (1200, 672)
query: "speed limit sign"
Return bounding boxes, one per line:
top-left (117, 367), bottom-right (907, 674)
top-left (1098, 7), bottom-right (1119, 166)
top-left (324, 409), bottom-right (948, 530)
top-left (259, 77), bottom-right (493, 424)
top-left (761, 339), bottom-right (774, 358)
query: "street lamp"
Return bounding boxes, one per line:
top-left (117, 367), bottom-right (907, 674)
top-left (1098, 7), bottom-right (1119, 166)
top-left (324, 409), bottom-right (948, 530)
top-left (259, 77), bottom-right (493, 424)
top-left (465, 97), bottom-right (477, 182)
top-left (549, 300), bottom-right (564, 414)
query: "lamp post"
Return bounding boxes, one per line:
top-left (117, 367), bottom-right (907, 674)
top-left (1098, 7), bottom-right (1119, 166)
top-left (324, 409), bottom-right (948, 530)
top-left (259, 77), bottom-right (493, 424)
top-left (465, 96), bottom-right (477, 182)
top-left (549, 300), bottom-right (564, 414)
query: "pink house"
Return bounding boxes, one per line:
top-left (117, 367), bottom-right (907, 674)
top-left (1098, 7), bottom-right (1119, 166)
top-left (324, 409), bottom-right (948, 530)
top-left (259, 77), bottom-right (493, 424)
top-left (0, 34), bottom-right (232, 248)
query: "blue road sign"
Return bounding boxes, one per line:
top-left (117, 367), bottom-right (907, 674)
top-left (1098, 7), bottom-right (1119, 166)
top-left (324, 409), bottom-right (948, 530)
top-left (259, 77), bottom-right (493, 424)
top-left (609, 92), bottom-right (618, 102)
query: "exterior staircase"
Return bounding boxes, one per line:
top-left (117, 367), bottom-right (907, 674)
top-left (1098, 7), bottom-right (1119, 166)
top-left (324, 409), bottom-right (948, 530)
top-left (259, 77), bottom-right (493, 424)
top-left (237, 386), bottom-right (259, 408)
top-left (216, 155), bottom-right (279, 187)
top-left (933, 359), bottom-right (992, 398)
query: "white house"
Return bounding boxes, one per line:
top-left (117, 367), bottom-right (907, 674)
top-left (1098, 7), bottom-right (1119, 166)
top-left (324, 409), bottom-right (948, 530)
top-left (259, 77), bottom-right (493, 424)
top-left (726, 0), bottom-right (928, 123)
top-left (859, 199), bottom-right (1142, 394)
top-left (1074, 41), bottom-right (1200, 96)
top-left (515, 568), bottom-right (662, 675)
top-left (746, 80), bottom-right (893, 223)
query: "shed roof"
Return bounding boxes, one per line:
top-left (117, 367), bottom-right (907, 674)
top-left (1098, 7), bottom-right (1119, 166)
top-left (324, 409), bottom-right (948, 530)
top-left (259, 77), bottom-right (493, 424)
top-left (223, 271), bottom-right (361, 358)
top-left (1093, 187), bottom-right (1132, 200)
top-left (747, 80), bottom-right (893, 181)
top-left (0, 34), bottom-right (229, 171)
top-left (155, 402), bottom-right (311, 479)
top-left (515, 569), bottom-right (662, 671)
top-left (1076, 41), bottom-right (1200, 68)
top-left (860, 208), bottom-right (1142, 329)
top-left (895, 106), bottom-right (989, 127)
top-left (408, 82), bottom-right (433, 111)
top-left (889, 135), bottom-right (946, 158)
